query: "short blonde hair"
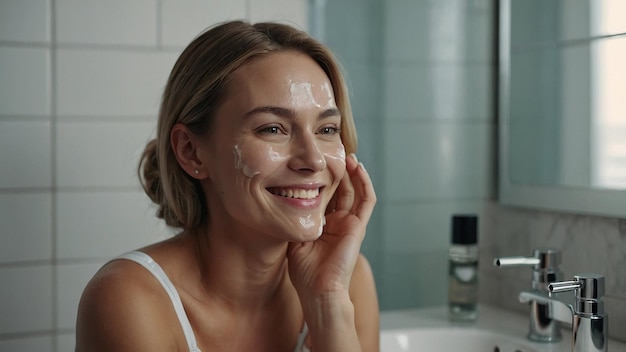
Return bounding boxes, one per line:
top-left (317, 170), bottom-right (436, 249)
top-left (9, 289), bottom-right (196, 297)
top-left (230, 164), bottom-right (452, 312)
top-left (139, 20), bottom-right (357, 229)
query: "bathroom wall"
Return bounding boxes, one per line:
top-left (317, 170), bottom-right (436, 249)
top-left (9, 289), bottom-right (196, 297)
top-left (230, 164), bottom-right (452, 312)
top-left (0, 1), bottom-right (307, 350)
top-left (323, 0), bottom-right (495, 309)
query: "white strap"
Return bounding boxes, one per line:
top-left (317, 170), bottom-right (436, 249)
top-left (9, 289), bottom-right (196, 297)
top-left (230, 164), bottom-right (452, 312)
top-left (293, 322), bottom-right (310, 352)
top-left (115, 251), bottom-right (201, 352)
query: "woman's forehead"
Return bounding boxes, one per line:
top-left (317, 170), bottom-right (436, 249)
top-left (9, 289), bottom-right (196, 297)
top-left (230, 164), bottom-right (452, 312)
top-left (223, 51), bottom-right (337, 110)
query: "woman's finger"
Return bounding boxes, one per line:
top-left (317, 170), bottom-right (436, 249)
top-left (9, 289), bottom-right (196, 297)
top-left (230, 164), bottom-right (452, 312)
top-left (349, 159), bottom-right (376, 221)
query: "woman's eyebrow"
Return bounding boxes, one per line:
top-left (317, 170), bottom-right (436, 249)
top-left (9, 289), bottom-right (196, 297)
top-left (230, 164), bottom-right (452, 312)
top-left (244, 106), bottom-right (296, 119)
top-left (319, 107), bottom-right (341, 119)
top-left (244, 106), bottom-right (341, 120)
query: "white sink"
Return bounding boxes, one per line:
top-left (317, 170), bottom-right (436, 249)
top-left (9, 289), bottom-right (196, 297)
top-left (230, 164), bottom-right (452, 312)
top-left (381, 327), bottom-right (536, 352)
top-left (379, 305), bottom-right (626, 352)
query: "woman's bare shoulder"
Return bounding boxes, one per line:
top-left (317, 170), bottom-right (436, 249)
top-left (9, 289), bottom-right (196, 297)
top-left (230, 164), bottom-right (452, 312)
top-left (75, 258), bottom-right (184, 351)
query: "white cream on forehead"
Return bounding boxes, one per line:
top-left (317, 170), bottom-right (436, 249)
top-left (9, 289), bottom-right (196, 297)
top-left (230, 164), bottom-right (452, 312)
top-left (232, 145), bottom-right (260, 178)
top-left (289, 80), bottom-right (335, 109)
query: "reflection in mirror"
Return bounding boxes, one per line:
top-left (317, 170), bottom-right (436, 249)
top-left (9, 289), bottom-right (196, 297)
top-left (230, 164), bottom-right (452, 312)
top-left (507, 0), bottom-right (626, 190)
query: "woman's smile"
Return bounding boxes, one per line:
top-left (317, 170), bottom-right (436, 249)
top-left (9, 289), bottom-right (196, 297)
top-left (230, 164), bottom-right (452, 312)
top-left (266, 185), bottom-right (325, 209)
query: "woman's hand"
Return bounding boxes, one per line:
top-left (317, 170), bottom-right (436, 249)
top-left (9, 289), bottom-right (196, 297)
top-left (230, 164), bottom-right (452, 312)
top-left (286, 153), bottom-right (376, 303)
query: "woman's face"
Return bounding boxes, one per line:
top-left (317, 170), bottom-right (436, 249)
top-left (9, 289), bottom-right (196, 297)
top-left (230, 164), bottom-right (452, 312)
top-left (200, 50), bottom-right (346, 242)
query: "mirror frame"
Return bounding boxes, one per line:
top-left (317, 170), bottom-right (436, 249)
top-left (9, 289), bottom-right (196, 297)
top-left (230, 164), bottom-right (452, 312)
top-left (498, 0), bottom-right (626, 218)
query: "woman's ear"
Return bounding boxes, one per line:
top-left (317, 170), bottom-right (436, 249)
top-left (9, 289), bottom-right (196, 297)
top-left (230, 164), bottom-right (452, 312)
top-left (170, 123), bottom-right (209, 179)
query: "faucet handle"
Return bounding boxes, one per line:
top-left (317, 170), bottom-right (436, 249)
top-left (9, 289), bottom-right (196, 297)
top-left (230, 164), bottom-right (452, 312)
top-left (494, 248), bottom-right (562, 291)
top-left (548, 274), bottom-right (605, 315)
top-left (493, 248), bottom-right (561, 270)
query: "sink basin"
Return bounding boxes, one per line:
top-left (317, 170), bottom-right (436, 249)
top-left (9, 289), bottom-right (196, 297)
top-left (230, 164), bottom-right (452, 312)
top-left (381, 327), bottom-right (537, 352)
top-left (379, 305), bottom-right (626, 352)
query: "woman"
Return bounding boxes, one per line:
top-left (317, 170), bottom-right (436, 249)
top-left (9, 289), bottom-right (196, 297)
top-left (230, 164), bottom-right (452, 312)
top-left (76, 20), bottom-right (378, 352)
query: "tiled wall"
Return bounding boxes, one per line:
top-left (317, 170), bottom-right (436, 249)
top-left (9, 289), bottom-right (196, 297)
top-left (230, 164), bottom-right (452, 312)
top-left (324, 0), bottom-right (495, 310)
top-left (0, 1), bottom-right (306, 350)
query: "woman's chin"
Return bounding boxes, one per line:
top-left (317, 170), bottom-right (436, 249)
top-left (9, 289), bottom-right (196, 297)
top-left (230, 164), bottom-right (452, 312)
top-left (284, 219), bottom-right (325, 242)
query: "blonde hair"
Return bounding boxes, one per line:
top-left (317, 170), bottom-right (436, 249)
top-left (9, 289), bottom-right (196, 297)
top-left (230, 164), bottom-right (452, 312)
top-left (139, 20), bottom-right (357, 229)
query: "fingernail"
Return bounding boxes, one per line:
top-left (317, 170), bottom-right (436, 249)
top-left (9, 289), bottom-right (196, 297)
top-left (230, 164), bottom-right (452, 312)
top-left (359, 162), bottom-right (367, 173)
top-left (350, 153), bottom-right (358, 162)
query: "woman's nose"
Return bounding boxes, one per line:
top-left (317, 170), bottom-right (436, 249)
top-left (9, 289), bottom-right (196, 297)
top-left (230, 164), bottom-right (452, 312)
top-left (288, 133), bottom-right (326, 173)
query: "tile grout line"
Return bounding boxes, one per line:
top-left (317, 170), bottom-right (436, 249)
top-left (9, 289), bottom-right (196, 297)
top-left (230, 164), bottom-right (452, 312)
top-left (156, 0), bottom-right (163, 49)
top-left (50, 0), bottom-right (59, 351)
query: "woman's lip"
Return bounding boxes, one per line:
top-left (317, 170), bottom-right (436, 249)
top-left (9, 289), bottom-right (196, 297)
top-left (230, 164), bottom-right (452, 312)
top-left (265, 182), bottom-right (325, 189)
top-left (269, 192), bottom-right (323, 209)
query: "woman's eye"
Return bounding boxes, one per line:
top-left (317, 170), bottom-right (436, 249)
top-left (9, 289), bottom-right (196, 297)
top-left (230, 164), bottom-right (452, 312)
top-left (258, 125), bottom-right (283, 135)
top-left (319, 126), bottom-right (341, 135)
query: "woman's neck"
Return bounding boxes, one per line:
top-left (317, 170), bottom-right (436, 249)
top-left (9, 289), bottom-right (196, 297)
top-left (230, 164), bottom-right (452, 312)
top-left (186, 223), bottom-right (296, 312)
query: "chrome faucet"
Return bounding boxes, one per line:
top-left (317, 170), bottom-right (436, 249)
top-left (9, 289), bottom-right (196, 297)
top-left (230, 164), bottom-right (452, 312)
top-left (521, 274), bottom-right (608, 352)
top-left (494, 248), bottom-right (564, 342)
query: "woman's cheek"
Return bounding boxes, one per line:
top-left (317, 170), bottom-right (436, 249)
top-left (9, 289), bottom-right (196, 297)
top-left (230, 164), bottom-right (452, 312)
top-left (232, 143), bottom-right (287, 178)
top-left (324, 143), bottom-right (346, 171)
top-left (232, 144), bottom-right (262, 178)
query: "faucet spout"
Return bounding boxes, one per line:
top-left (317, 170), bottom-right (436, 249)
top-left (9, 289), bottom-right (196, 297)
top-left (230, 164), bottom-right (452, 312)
top-left (518, 291), bottom-right (574, 325)
top-left (520, 274), bottom-right (608, 352)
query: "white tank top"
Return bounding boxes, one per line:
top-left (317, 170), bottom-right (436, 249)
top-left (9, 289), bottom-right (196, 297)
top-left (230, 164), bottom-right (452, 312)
top-left (115, 251), bottom-right (310, 352)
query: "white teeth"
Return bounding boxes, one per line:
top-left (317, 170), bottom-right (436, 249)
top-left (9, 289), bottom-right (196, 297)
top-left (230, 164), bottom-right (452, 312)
top-left (273, 188), bottom-right (319, 199)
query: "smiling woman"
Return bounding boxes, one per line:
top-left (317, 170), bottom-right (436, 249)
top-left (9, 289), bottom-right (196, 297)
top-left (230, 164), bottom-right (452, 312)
top-left (75, 20), bottom-right (379, 352)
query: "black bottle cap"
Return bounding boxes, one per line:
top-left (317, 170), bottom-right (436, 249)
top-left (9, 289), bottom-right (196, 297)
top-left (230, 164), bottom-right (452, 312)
top-left (451, 215), bottom-right (478, 244)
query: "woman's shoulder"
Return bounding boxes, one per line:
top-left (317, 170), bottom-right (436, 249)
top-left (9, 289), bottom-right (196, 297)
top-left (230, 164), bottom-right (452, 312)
top-left (75, 253), bottom-right (184, 351)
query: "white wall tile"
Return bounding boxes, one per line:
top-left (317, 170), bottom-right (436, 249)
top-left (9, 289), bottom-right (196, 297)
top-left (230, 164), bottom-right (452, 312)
top-left (56, 191), bottom-right (174, 260)
top-left (57, 262), bottom-right (105, 330)
top-left (379, 251), bottom-right (448, 309)
top-left (249, 0), bottom-right (307, 30)
top-left (160, 0), bottom-right (247, 47)
top-left (383, 63), bottom-right (492, 121)
top-left (383, 121), bottom-right (492, 202)
top-left (0, 265), bottom-right (53, 334)
top-left (0, 121), bottom-right (51, 188)
top-left (56, 121), bottom-right (156, 188)
top-left (343, 62), bottom-right (383, 121)
top-left (0, 193), bottom-right (52, 263)
top-left (56, 332), bottom-right (75, 352)
top-left (0, 0), bottom-right (50, 43)
top-left (56, 49), bottom-right (178, 117)
top-left (324, 0), bottom-right (383, 63)
top-left (0, 336), bottom-right (53, 352)
top-left (384, 0), bottom-right (492, 63)
top-left (0, 47), bottom-right (50, 116)
top-left (55, 0), bottom-right (157, 46)
top-left (381, 201), bottom-right (485, 254)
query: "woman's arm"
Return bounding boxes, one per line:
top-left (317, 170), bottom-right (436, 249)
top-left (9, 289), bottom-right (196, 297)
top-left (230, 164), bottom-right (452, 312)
top-left (75, 261), bottom-right (184, 352)
top-left (350, 254), bottom-right (380, 352)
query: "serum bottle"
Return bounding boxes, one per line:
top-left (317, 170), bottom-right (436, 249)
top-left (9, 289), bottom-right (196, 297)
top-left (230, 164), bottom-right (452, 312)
top-left (448, 214), bottom-right (478, 321)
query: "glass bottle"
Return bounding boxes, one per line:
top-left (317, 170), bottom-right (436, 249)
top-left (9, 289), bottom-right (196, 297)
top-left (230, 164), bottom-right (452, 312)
top-left (448, 214), bottom-right (478, 321)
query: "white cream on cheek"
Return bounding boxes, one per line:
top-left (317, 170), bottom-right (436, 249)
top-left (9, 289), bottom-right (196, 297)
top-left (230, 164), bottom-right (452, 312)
top-left (232, 145), bottom-right (261, 178)
top-left (323, 144), bottom-right (346, 164)
top-left (298, 214), bottom-right (325, 240)
top-left (268, 146), bottom-right (287, 162)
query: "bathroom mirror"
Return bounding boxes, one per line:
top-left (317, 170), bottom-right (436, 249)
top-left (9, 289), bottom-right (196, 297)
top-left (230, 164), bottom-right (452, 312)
top-left (499, 0), bottom-right (626, 217)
